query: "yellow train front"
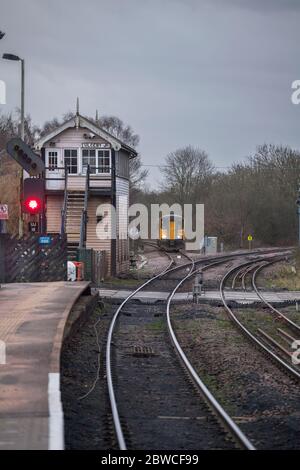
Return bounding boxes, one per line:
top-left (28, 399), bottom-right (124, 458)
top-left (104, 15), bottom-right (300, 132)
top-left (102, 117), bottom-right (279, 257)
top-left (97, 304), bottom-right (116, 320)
top-left (158, 213), bottom-right (185, 251)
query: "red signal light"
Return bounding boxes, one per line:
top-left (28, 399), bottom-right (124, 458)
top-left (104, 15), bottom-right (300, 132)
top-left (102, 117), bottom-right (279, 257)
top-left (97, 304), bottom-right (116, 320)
top-left (24, 197), bottom-right (42, 214)
top-left (28, 199), bottom-right (38, 210)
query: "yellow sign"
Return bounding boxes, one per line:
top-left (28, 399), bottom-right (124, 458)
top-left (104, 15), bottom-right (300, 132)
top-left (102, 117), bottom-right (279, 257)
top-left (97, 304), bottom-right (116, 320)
top-left (247, 235), bottom-right (253, 241)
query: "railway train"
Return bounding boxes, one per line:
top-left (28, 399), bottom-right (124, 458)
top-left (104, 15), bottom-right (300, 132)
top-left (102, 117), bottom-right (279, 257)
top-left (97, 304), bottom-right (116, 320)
top-left (158, 212), bottom-right (185, 250)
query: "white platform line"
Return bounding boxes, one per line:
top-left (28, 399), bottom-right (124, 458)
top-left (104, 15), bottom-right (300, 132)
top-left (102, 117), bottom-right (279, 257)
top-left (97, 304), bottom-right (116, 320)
top-left (48, 373), bottom-right (64, 450)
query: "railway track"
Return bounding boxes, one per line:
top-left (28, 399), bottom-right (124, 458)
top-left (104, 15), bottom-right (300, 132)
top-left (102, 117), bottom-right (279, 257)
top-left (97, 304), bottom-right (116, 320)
top-left (252, 261), bottom-right (300, 335)
top-left (167, 252), bottom-right (300, 450)
top-left (106, 249), bottom-right (257, 450)
top-left (166, 257), bottom-right (257, 450)
top-left (220, 257), bottom-right (300, 381)
top-left (62, 245), bottom-right (297, 449)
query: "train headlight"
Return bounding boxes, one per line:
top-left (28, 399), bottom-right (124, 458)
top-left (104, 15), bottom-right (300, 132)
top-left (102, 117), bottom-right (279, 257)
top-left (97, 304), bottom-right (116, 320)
top-left (162, 234), bottom-right (167, 240)
top-left (177, 229), bottom-right (184, 239)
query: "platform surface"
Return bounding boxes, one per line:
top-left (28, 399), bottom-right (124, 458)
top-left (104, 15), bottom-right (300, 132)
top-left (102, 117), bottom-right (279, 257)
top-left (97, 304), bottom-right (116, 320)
top-left (0, 281), bottom-right (90, 450)
top-left (99, 288), bottom-right (300, 304)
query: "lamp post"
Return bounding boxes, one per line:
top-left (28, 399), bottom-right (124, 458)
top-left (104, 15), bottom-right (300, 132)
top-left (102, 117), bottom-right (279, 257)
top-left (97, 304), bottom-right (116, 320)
top-left (2, 53), bottom-right (25, 236)
top-left (2, 53), bottom-right (25, 139)
top-left (0, 35), bottom-right (6, 235)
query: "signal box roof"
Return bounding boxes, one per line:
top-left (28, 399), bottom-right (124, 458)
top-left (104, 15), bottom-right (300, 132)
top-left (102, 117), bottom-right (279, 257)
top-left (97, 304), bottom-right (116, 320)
top-left (34, 113), bottom-right (137, 158)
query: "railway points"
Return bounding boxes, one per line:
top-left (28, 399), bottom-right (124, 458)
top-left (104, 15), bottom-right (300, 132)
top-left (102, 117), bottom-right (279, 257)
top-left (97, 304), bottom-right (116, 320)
top-left (104, 251), bottom-right (256, 450)
top-left (220, 259), bottom-right (300, 380)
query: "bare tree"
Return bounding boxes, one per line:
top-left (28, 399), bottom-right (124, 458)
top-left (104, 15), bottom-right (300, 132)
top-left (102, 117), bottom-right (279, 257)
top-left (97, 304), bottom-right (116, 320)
top-left (0, 109), bottom-right (39, 147)
top-left (39, 111), bottom-right (75, 137)
top-left (206, 165), bottom-right (253, 247)
top-left (97, 115), bottom-right (139, 148)
top-left (161, 145), bottom-right (214, 205)
top-left (95, 115), bottom-right (147, 193)
top-left (206, 144), bottom-right (300, 247)
top-left (248, 144), bottom-right (300, 244)
top-left (128, 154), bottom-right (148, 200)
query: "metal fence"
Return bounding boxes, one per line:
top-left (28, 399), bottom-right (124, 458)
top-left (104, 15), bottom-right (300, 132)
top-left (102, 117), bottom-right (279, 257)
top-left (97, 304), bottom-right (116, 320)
top-left (92, 250), bottom-right (107, 284)
top-left (77, 248), bottom-right (107, 284)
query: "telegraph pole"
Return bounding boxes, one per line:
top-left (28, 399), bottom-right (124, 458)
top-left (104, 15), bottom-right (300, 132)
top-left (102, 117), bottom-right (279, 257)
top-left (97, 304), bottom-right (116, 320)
top-left (20, 59), bottom-right (25, 141)
top-left (19, 59), bottom-right (25, 237)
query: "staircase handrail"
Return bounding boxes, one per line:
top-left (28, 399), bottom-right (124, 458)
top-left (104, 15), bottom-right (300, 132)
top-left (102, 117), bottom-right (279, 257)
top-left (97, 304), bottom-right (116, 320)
top-left (79, 164), bottom-right (90, 248)
top-left (61, 163), bottom-right (68, 234)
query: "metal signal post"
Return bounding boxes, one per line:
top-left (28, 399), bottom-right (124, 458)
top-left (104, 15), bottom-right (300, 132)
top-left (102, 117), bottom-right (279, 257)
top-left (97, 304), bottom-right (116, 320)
top-left (23, 178), bottom-right (45, 234)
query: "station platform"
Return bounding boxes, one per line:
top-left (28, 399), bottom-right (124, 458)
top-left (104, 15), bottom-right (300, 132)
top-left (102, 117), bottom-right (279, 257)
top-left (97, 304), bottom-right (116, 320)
top-left (99, 288), bottom-right (300, 304)
top-left (0, 281), bottom-right (90, 450)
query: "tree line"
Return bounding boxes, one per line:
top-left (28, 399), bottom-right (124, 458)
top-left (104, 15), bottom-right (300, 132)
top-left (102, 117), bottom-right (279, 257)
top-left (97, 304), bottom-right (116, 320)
top-left (134, 143), bottom-right (300, 248)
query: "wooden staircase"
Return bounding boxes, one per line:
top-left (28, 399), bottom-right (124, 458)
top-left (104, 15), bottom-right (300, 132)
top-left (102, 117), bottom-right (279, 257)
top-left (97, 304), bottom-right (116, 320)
top-left (66, 192), bottom-right (85, 260)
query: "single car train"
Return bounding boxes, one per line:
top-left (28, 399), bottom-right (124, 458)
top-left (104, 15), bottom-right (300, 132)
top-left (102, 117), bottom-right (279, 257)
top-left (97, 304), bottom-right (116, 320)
top-left (158, 212), bottom-right (185, 250)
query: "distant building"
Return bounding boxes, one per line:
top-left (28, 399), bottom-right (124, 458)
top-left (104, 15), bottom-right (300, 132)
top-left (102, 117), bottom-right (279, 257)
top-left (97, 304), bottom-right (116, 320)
top-left (34, 112), bottom-right (137, 276)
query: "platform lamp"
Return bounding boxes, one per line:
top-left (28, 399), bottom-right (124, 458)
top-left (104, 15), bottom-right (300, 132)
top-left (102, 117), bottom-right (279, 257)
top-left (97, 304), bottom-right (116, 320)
top-left (2, 53), bottom-right (25, 139)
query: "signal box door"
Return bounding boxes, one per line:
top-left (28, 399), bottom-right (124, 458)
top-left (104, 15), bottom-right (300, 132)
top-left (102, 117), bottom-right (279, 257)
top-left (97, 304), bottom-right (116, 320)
top-left (45, 149), bottom-right (64, 190)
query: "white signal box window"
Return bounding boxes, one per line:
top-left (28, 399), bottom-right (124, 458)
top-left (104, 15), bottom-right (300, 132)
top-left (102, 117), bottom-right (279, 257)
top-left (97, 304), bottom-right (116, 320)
top-left (98, 150), bottom-right (110, 173)
top-left (48, 151), bottom-right (58, 171)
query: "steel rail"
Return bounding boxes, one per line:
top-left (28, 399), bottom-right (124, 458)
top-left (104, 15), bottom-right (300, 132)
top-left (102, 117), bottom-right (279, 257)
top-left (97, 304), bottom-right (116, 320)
top-left (252, 263), bottom-right (300, 336)
top-left (231, 265), bottom-right (246, 290)
top-left (166, 259), bottom-right (256, 450)
top-left (241, 263), bottom-right (264, 291)
top-left (106, 252), bottom-right (238, 449)
top-left (277, 327), bottom-right (297, 345)
top-left (229, 248), bottom-right (290, 290)
top-left (232, 262), bottom-right (263, 291)
top-left (106, 250), bottom-right (175, 449)
top-left (106, 247), bottom-right (197, 449)
top-left (241, 268), bottom-right (249, 291)
top-left (220, 259), bottom-right (300, 381)
top-left (257, 328), bottom-right (293, 358)
top-left (167, 247), bottom-right (291, 281)
top-left (106, 248), bottom-right (292, 449)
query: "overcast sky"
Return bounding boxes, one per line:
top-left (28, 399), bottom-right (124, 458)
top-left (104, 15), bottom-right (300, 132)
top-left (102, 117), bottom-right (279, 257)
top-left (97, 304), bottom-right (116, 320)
top-left (1, 0), bottom-right (300, 187)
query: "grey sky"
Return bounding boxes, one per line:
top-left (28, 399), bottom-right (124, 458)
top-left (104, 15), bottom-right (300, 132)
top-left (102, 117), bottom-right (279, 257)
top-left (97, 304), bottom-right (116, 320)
top-left (1, 0), bottom-right (300, 187)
